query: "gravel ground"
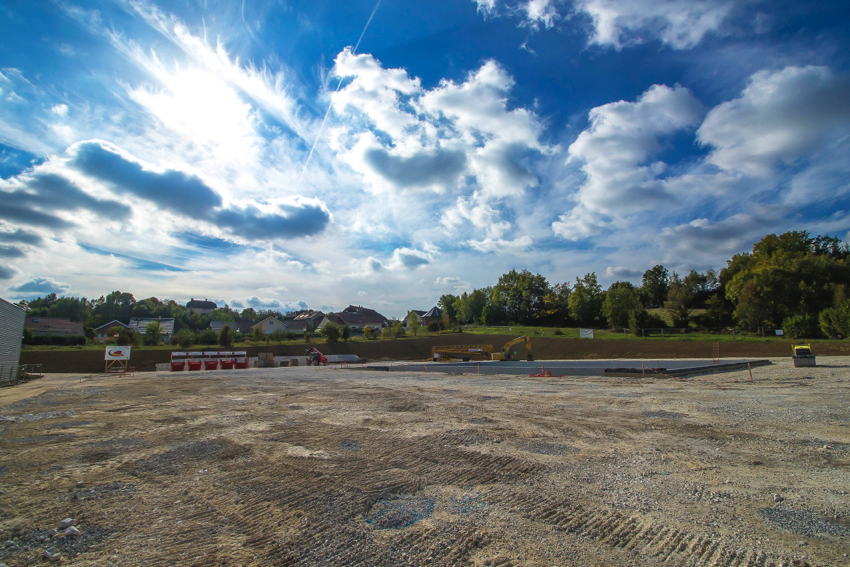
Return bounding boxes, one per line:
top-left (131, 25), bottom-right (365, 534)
top-left (0, 356), bottom-right (848, 566)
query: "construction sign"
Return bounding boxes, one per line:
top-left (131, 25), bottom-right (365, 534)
top-left (105, 346), bottom-right (132, 360)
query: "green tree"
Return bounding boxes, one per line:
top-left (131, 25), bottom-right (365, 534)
top-left (341, 324), bottom-right (352, 342)
top-left (491, 269), bottom-right (550, 324)
top-left (362, 326), bottom-right (378, 340)
top-left (602, 282), bottom-right (642, 328)
top-left (388, 320), bottom-right (405, 339)
top-left (198, 329), bottom-right (218, 345)
top-left (322, 321), bottom-right (341, 342)
top-left (568, 273), bottom-right (604, 326)
top-left (665, 272), bottom-right (696, 327)
top-left (724, 231), bottom-right (850, 329)
top-left (251, 325), bottom-right (267, 342)
top-left (171, 329), bottom-right (194, 348)
top-left (108, 325), bottom-right (139, 345)
top-left (143, 321), bottom-right (162, 346)
top-left (438, 294), bottom-right (460, 325)
top-left (541, 282), bottom-right (571, 326)
top-left (407, 312), bottom-right (420, 336)
top-left (218, 325), bottom-right (234, 347)
top-left (641, 265), bottom-right (669, 308)
top-left (270, 330), bottom-right (288, 342)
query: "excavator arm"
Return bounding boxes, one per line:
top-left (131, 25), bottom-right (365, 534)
top-left (492, 335), bottom-right (533, 361)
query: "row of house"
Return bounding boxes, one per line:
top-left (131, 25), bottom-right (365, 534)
top-left (14, 298), bottom-right (448, 343)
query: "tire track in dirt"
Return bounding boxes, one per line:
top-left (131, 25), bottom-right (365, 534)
top-left (480, 487), bottom-right (794, 567)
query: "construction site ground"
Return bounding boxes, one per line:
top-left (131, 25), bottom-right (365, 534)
top-left (1, 357), bottom-right (849, 567)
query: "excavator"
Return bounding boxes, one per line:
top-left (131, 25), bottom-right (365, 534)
top-left (491, 336), bottom-right (533, 361)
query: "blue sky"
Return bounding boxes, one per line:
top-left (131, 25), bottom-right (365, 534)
top-left (1, 0), bottom-right (849, 317)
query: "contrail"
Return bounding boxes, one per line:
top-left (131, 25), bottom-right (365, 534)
top-left (296, 0), bottom-right (383, 188)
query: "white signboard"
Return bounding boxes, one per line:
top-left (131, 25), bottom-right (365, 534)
top-left (105, 346), bottom-right (132, 360)
top-left (579, 328), bottom-right (594, 339)
top-left (775, 329), bottom-right (784, 336)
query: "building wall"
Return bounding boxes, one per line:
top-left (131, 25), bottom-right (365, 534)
top-left (254, 319), bottom-right (288, 334)
top-left (0, 298), bottom-right (26, 382)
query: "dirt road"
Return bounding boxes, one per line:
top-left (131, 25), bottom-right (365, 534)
top-left (1, 359), bottom-right (848, 566)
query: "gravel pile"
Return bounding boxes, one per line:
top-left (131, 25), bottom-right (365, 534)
top-left (0, 524), bottom-right (112, 563)
top-left (758, 508), bottom-right (850, 537)
top-left (640, 410), bottom-right (684, 419)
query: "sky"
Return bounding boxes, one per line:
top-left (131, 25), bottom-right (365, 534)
top-left (1, 0), bottom-right (849, 318)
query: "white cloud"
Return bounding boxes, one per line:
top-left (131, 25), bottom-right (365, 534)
top-left (564, 84), bottom-right (705, 217)
top-left (467, 235), bottom-right (532, 253)
top-left (576, 0), bottom-right (733, 50)
top-left (442, 196), bottom-right (511, 239)
top-left (434, 276), bottom-right (473, 293)
top-left (523, 0), bottom-right (560, 29)
top-left (698, 66), bottom-right (850, 177)
top-left (474, 0), bottom-right (498, 14)
top-left (50, 104), bottom-right (69, 116)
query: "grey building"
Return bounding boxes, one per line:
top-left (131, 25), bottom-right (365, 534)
top-left (0, 297), bottom-right (26, 383)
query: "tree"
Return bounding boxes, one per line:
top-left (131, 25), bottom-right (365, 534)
top-left (665, 272), bottom-right (696, 327)
top-left (491, 269), bottom-right (550, 324)
top-left (362, 326), bottom-right (378, 340)
top-left (641, 265), bottom-right (669, 308)
top-left (170, 329), bottom-right (194, 348)
top-left (407, 312), bottom-right (420, 336)
top-left (602, 282), bottom-right (641, 328)
top-left (724, 231), bottom-right (850, 328)
top-left (322, 321), bottom-right (341, 342)
top-left (568, 273), bottom-right (604, 326)
top-left (341, 324), bottom-right (352, 342)
top-left (109, 325), bottom-right (139, 346)
top-left (218, 325), bottom-right (234, 347)
top-left (541, 282), bottom-right (571, 326)
top-left (439, 294), bottom-right (460, 325)
top-left (143, 321), bottom-right (162, 346)
top-left (251, 325), bottom-right (267, 342)
top-left (388, 320), bottom-right (405, 339)
top-left (198, 329), bottom-right (218, 345)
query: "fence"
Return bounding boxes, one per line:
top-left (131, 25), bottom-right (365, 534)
top-left (0, 364), bottom-right (44, 386)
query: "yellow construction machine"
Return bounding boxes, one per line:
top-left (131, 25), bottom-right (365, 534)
top-left (491, 336), bottom-right (533, 361)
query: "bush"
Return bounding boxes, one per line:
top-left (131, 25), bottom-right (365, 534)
top-left (304, 331), bottom-right (313, 342)
top-left (108, 326), bottom-right (139, 346)
top-left (197, 329), bottom-right (218, 345)
top-left (270, 330), bottom-right (288, 342)
top-left (171, 329), bottom-right (195, 348)
top-left (553, 328), bottom-right (563, 335)
top-left (427, 321), bottom-right (439, 333)
top-left (218, 325), bottom-right (234, 347)
top-left (629, 309), bottom-right (668, 335)
top-left (362, 326), bottom-right (378, 340)
top-left (782, 314), bottom-right (822, 339)
top-left (322, 321), bottom-right (341, 342)
top-left (341, 325), bottom-right (351, 342)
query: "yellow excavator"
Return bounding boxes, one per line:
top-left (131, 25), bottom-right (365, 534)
top-left (491, 336), bottom-right (533, 361)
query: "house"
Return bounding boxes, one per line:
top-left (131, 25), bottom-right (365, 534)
top-left (252, 317), bottom-right (288, 335)
top-left (1, 297), bottom-right (27, 383)
top-left (421, 306), bottom-right (443, 327)
top-left (210, 321), bottom-right (237, 334)
top-left (94, 320), bottom-right (130, 341)
top-left (128, 318), bottom-right (175, 341)
top-left (278, 310), bottom-right (324, 335)
top-left (317, 305), bottom-right (389, 332)
top-left (24, 317), bottom-right (85, 337)
top-left (404, 310), bottom-right (426, 329)
top-left (237, 320), bottom-right (255, 334)
top-left (186, 298), bottom-right (217, 315)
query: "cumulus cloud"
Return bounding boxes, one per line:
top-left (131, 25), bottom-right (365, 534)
top-left (565, 84), bottom-right (705, 216)
top-left (470, 0), bottom-right (730, 49)
top-left (0, 228), bottom-right (43, 245)
top-left (243, 297), bottom-right (308, 311)
top-left (70, 141), bottom-right (331, 240)
top-left (442, 196), bottom-right (511, 239)
top-left (467, 235), bottom-right (533, 253)
top-left (0, 264), bottom-right (20, 280)
top-left (389, 247), bottom-right (432, 270)
top-left (9, 276), bottom-right (71, 295)
top-left (333, 53), bottom-right (547, 198)
top-left (434, 276), bottom-right (473, 293)
top-left (50, 104), bottom-right (68, 116)
top-left (698, 66), bottom-right (850, 177)
top-left (576, 0), bottom-right (732, 49)
top-left (658, 214), bottom-right (777, 256)
top-left (0, 170), bottom-right (131, 229)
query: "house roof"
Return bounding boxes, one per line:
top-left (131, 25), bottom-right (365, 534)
top-left (210, 320), bottom-right (236, 332)
top-left (24, 317), bottom-right (85, 336)
top-left (128, 318), bottom-right (175, 335)
top-left (252, 316), bottom-right (284, 329)
top-left (408, 310), bottom-right (426, 317)
top-left (187, 298), bottom-right (217, 309)
top-left (327, 308), bottom-right (388, 327)
top-left (0, 297), bottom-right (26, 312)
top-left (94, 320), bottom-right (129, 331)
top-left (423, 306), bottom-right (442, 318)
top-left (294, 310), bottom-right (324, 321)
top-left (237, 320), bottom-right (254, 333)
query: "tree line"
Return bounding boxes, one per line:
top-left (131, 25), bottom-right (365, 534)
top-left (436, 231), bottom-right (850, 338)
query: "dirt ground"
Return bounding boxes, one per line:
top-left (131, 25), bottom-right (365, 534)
top-left (1, 358), bottom-right (849, 566)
